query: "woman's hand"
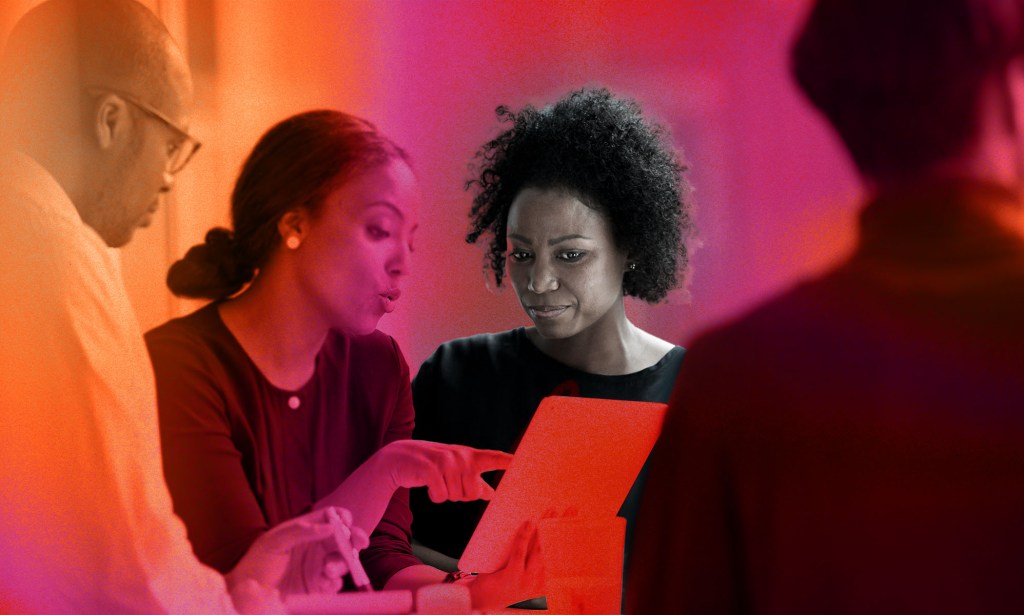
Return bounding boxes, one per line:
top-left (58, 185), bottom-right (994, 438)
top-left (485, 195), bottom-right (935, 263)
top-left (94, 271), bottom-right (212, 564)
top-left (464, 521), bottom-right (545, 610)
top-left (376, 440), bottom-right (512, 502)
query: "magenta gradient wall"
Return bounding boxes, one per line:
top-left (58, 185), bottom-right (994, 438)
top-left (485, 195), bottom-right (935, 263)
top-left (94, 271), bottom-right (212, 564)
top-left (366, 0), bottom-right (861, 368)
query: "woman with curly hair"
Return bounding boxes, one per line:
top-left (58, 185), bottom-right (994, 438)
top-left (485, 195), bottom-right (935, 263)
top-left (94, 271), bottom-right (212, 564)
top-left (410, 88), bottom-right (694, 586)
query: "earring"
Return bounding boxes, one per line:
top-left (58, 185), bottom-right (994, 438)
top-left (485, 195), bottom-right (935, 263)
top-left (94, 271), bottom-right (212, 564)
top-left (628, 262), bottom-right (637, 271)
top-left (286, 236), bottom-right (301, 250)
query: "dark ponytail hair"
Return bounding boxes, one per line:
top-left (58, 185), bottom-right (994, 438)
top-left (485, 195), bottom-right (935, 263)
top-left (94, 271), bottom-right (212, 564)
top-left (167, 109), bottom-right (409, 299)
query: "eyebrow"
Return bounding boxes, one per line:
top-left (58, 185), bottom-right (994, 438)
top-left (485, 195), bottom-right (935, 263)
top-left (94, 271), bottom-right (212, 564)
top-left (365, 201), bottom-right (405, 220)
top-left (364, 201), bottom-right (418, 233)
top-left (508, 233), bottom-right (593, 246)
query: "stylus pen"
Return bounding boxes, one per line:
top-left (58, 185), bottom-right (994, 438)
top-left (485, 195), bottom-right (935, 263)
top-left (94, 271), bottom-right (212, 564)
top-left (327, 507), bottom-right (373, 593)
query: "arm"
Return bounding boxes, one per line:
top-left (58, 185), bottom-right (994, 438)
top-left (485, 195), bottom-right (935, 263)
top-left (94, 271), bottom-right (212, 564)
top-left (148, 329), bottom-right (271, 574)
top-left (382, 564), bottom-right (448, 590)
top-left (389, 526), bottom-right (546, 612)
top-left (411, 540), bottom-right (459, 572)
top-left (321, 339), bottom-right (508, 589)
top-left (318, 339), bottom-right (419, 589)
top-left (381, 342), bottom-right (545, 609)
top-left (0, 219), bottom-right (235, 614)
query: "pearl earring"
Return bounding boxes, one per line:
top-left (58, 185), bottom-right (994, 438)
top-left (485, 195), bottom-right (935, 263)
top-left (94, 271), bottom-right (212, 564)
top-left (286, 236), bottom-right (301, 250)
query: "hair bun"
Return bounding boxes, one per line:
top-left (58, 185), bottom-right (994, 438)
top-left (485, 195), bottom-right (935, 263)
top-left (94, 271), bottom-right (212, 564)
top-left (166, 227), bottom-right (255, 299)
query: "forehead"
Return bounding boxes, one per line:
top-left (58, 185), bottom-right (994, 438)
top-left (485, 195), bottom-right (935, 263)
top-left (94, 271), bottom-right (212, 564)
top-left (507, 187), bottom-right (611, 237)
top-left (162, 44), bottom-right (195, 124)
top-left (327, 159), bottom-right (420, 221)
top-left (153, 39), bottom-right (195, 127)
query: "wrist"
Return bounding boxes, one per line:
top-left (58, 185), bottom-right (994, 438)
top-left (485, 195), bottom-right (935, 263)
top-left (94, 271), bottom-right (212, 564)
top-left (369, 442), bottom-right (400, 492)
top-left (463, 572), bottom-right (501, 611)
top-left (443, 570), bottom-right (476, 584)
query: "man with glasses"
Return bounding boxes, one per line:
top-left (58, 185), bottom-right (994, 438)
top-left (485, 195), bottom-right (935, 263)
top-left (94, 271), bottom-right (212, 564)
top-left (0, 1), bottom-right (336, 612)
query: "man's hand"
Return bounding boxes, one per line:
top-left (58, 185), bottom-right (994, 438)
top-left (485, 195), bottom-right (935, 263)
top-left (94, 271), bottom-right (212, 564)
top-left (226, 506), bottom-right (355, 611)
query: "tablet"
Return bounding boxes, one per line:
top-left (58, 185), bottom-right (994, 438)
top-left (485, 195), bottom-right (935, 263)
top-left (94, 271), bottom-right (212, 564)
top-left (458, 395), bottom-right (668, 573)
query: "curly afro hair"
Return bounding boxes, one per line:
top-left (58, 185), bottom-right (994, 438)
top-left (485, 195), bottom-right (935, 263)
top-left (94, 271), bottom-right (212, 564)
top-left (466, 87), bottom-right (692, 303)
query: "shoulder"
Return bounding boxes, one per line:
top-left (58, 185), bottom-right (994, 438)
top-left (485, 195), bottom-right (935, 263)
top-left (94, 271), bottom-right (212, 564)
top-left (634, 327), bottom-right (682, 371)
top-left (145, 304), bottom-right (230, 369)
top-left (675, 271), bottom-right (852, 393)
top-left (0, 167), bottom-right (120, 310)
top-left (412, 329), bottom-right (524, 409)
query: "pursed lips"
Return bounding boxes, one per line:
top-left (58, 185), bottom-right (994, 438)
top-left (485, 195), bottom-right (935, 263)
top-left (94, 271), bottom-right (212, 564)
top-left (379, 288), bottom-right (402, 313)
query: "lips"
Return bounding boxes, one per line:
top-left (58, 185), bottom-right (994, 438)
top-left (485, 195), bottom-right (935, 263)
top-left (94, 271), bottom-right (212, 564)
top-left (138, 206), bottom-right (158, 228)
top-left (379, 288), bottom-right (401, 314)
top-left (527, 304), bottom-right (570, 320)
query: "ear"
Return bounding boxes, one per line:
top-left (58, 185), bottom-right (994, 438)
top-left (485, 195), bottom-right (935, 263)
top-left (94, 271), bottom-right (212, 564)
top-left (93, 94), bottom-right (132, 151)
top-left (277, 208), bottom-right (310, 243)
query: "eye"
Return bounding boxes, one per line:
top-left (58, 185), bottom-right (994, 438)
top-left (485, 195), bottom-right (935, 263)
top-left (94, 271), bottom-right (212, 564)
top-left (509, 249), bottom-right (532, 263)
top-left (558, 250), bottom-right (585, 262)
top-left (367, 225), bottom-right (391, 240)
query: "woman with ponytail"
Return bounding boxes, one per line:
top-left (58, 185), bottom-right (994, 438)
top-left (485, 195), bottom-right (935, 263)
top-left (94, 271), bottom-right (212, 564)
top-left (145, 110), bottom-right (541, 608)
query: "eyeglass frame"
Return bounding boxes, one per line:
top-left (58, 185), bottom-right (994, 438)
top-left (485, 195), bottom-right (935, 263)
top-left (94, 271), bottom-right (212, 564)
top-left (84, 86), bottom-right (202, 174)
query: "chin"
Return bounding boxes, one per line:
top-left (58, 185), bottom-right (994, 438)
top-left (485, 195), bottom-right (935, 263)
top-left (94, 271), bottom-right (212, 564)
top-left (103, 228), bottom-right (136, 249)
top-left (531, 320), bottom-right (577, 340)
top-left (335, 314), bottom-right (382, 337)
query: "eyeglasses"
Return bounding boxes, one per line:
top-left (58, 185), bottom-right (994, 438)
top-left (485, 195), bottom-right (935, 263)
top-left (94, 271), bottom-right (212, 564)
top-left (85, 87), bottom-right (202, 174)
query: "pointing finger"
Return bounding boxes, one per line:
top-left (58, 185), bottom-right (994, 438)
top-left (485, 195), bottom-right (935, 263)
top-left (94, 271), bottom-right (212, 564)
top-left (470, 449), bottom-right (513, 473)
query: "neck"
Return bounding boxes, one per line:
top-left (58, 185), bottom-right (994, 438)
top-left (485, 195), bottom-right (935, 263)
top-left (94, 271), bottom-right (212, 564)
top-left (529, 298), bottom-right (643, 375)
top-left (218, 260), bottom-right (328, 390)
top-left (6, 129), bottom-right (90, 211)
top-left (910, 72), bottom-right (1024, 197)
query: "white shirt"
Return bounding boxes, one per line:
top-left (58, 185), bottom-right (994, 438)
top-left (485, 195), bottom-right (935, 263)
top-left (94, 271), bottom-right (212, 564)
top-left (0, 151), bottom-right (235, 613)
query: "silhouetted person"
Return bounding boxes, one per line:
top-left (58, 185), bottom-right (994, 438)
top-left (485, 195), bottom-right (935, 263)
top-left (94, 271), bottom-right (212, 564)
top-left (629, 1), bottom-right (1024, 613)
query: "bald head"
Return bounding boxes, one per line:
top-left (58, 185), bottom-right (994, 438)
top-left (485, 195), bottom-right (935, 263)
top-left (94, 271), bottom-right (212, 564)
top-left (2, 0), bottom-right (192, 135)
top-left (76, 0), bottom-right (193, 119)
top-left (0, 0), bottom-right (195, 247)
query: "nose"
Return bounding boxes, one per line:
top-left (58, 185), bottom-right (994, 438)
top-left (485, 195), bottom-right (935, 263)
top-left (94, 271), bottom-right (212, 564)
top-left (387, 240), bottom-right (412, 279)
top-left (526, 259), bottom-right (559, 293)
top-left (160, 170), bottom-right (175, 193)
